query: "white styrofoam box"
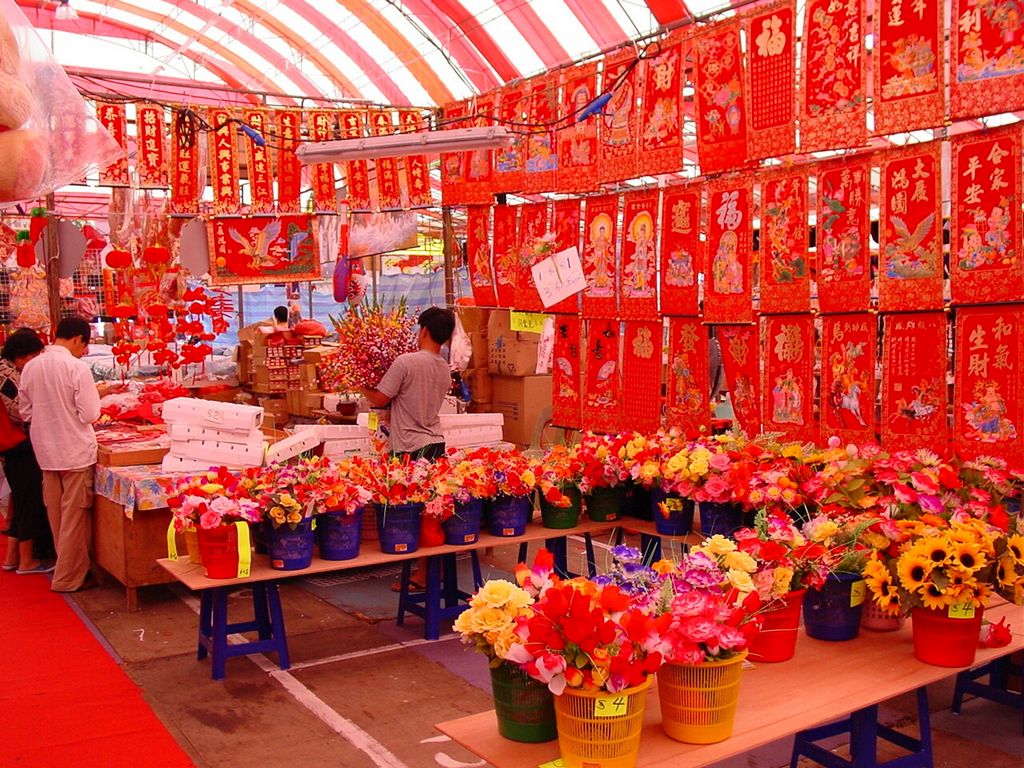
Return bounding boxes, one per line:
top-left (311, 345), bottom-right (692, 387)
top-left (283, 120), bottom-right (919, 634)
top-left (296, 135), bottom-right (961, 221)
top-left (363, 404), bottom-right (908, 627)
top-left (169, 438), bottom-right (266, 467)
top-left (161, 455), bottom-right (239, 473)
top-left (169, 423), bottom-right (264, 446)
top-left (161, 397), bottom-right (263, 433)
top-left (321, 438), bottom-right (372, 459)
top-left (440, 412), bottom-right (505, 449)
top-left (264, 430), bottom-right (321, 465)
top-left (438, 414), bottom-right (504, 428)
top-left (292, 423), bottom-right (370, 442)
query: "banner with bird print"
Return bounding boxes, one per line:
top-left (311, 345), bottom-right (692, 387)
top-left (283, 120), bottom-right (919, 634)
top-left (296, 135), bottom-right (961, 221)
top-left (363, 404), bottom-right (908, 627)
top-left (207, 215), bottom-right (319, 285)
top-left (583, 318), bottom-right (623, 433)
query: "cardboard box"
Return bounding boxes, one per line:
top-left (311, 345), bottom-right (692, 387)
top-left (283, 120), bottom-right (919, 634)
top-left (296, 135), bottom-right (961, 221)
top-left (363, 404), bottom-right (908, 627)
top-left (491, 375), bottom-right (552, 446)
top-left (259, 397), bottom-right (290, 427)
top-left (488, 335), bottom-right (539, 376)
top-left (196, 386), bottom-right (243, 404)
top-left (286, 389), bottom-right (323, 418)
top-left (97, 443), bottom-right (170, 467)
top-left (468, 331), bottom-right (488, 368)
top-left (161, 454), bottom-right (244, 473)
top-left (463, 366), bottom-right (493, 403)
top-left (467, 400), bottom-right (493, 414)
top-left (457, 306), bottom-right (491, 336)
top-left (237, 341), bottom-right (252, 384)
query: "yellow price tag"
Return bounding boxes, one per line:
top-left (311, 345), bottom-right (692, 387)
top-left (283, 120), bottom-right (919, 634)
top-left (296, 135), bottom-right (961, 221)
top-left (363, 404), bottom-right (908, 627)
top-left (948, 602), bottom-right (976, 619)
top-left (850, 580), bottom-right (866, 608)
top-left (594, 694), bottom-right (628, 718)
top-left (538, 760), bottom-right (565, 768)
top-left (166, 520), bottom-right (179, 561)
top-left (235, 522), bottom-right (252, 579)
top-left (510, 310), bottom-right (550, 334)
top-left (665, 497), bottom-right (684, 513)
top-left (367, 411), bottom-right (380, 431)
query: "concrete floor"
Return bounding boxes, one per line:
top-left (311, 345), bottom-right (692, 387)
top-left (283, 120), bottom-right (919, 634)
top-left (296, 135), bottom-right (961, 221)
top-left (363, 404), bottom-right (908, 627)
top-left (68, 534), bottom-right (1023, 768)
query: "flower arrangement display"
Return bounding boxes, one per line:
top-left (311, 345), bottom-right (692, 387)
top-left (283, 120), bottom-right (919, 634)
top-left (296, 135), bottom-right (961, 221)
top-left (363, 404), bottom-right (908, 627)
top-left (453, 577), bottom-right (536, 664)
top-left (995, 533), bottom-right (1024, 604)
top-left (323, 471), bottom-right (373, 516)
top-left (535, 444), bottom-right (585, 507)
top-left (869, 448), bottom-right (966, 521)
top-left (575, 432), bottom-right (635, 492)
top-left (323, 299), bottom-right (417, 392)
top-left (486, 447), bottom-right (540, 499)
top-left (744, 441), bottom-right (811, 517)
top-left (166, 467), bottom-right (262, 531)
top-left (424, 448), bottom-right (498, 521)
top-left (622, 430), bottom-right (686, 488)
top-left (342, 454), bottom-right (435, 508)
top-left (958, 455), bottom-right (1018, 530)
top-left (733, 510), bottom-right (829, 601)
top-left (261, 456), bottom-right (337, 528)
top-left (800, 511), bottom-right (878, 576)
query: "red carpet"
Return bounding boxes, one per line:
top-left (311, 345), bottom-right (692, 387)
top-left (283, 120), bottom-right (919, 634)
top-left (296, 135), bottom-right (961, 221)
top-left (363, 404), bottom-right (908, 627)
top-left (0, 571), bottom-right (195, 767)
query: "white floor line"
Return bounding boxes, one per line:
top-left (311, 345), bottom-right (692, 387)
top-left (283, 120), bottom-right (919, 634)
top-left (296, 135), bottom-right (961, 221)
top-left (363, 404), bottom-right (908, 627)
top-left (174, 587), bottom-right (409, 768)
top-left (289, 633), bottom-right (458, 671)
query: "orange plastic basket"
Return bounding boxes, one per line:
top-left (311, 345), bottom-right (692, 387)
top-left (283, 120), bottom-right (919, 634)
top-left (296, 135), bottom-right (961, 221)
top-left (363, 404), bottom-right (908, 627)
top-left (553, 677), bottom-right (652, 768)
top-left (657, 652), bottom-right (746, 744)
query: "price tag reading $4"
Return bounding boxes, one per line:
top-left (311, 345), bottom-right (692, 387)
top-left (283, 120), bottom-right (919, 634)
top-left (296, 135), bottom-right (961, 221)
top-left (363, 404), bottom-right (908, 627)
top-left (947, 602), bottom-right (976, 620)
top-left (594, 694), bottom-right (628, 718)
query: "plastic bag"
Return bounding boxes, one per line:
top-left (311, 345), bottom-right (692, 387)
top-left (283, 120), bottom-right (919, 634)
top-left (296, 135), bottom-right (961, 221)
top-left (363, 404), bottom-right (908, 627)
top-left (0, 0), bottom-right (122, 204)
top-left (449, 313), bottom-right (472, 372)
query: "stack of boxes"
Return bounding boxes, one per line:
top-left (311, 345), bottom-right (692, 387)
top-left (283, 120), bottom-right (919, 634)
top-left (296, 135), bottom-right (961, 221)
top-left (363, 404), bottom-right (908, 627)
top-left (160, 397), bottom-right (267, 471)
top-left (486, 309), bottom-right (552, 447)
top-left (458, 306), bottom-right (493, 414)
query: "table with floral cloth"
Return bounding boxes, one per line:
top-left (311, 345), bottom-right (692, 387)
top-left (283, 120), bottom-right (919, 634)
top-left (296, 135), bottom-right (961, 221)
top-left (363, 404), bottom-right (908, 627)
top-left (94, 464), bottom-right (189, 519)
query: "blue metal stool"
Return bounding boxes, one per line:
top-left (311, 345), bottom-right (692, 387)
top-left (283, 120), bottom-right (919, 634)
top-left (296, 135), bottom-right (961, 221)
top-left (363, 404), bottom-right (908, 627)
top-left (516, 532), bottom-right (598, 578)
top-left (396, 552), bottom-right (483, 640)
top-left (789, 686), bottom-right (932, 768)
top-left (952, 655), bottom-right (1024, 734)
top-left (197, 582), bottom-right (290, 681)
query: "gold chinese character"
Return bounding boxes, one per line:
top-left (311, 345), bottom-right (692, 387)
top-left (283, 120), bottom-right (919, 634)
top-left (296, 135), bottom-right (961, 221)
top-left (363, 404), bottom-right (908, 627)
top-left (993, 316), bottom-right (1013, 340)
top-left (969, 326), bottom-right (988, 351)
top-left (968, 352), bottom-right (989, 377)
top-left (994, 344), bottom-right (1011, 370)
top-left (987, 142), bottom-right (1009, 166)
top-left (963, 183), bottom-right (983, 205)
top-left (911, 179), bottom-right (928, 203)
top-left (890, 191), bottom-right (908, 214)
top-left (891, 168), bottom-right (909, 190)
top-left (774, 323), bottom-right (803, 363)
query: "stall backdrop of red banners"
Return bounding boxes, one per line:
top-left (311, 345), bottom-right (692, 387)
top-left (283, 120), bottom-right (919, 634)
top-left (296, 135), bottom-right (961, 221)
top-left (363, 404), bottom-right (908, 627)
top-left (761, 314), bottom-right (814, 443)
top-left (745, 0), bottom-right (796, 159)
top-left (820, 314), bottom-right (877, 447)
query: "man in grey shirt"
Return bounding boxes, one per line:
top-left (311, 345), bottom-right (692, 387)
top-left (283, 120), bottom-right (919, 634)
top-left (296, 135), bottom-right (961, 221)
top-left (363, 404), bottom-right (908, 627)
top-left (361, 307), bottom-right (455, 460)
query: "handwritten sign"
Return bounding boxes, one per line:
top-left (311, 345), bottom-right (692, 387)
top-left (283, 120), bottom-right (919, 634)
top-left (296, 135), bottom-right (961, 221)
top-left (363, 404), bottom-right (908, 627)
top-left (532, 246), bottom-right (586, 308)
top-left (511, 310), bottom-right (550, 334)
top-left (235, 522), bottom-right (252, 578)
top-left (367, 411), bottom-right (379, 431)
top-left (594, 694), bottom-right (628, 718)
top-left (948, 602), bottom-right (976, 619)
top-left (849, 580), bottom-right (866, 607)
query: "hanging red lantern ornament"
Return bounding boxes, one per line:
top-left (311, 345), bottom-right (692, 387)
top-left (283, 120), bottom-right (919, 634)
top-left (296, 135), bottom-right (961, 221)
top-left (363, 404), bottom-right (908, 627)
top-left (106, 248), bottom-right (132, 269)
top-left (111, 303), bottom-right (138, 320)
top-left (28, 207), bottom-right (48, 244)
top-left (142, 245), bottom-right (171, 265)
top-left (15, 230), bottom-right (35, 268)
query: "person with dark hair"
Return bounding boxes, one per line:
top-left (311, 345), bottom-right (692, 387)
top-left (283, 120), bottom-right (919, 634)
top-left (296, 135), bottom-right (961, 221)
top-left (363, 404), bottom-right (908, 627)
top-left (0, 328), bottom-right (54, 574)
top-left (19, 316), bottom-right (102, 592)
top-left (271, 305), bottom-right (290, 331)
top-left (360, 306), bottom-right (456, 461)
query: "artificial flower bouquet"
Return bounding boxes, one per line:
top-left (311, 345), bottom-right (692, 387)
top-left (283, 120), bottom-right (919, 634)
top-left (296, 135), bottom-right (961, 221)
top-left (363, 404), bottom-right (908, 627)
top-left (622, 429), bottom-right (685, 489)
top-left (800, 511), bottom-right (878, 577)
top-left (486, 447), bottom-right (540, 499)
top-left (349, 454), bottom-right (435, 508)
top-left (995, 532), bottom-right (1024, 604)
top-left (166, 467), bottom-right (262, 531)
top-left (733, 510), bottom-right (829, 602)
top-left (800, 439), bottom-right (882, 516)
top-left (535, 444), bottom-right (585, 507)
top-left (260, 455), bottom-right (337, 528)
top-left (869, 448), bottom-right (965, 521)
top-left (323, 471), bottom-right (373, 516)
top-left (423, 448), bottom-right (497, 521)
top-left (324, 299), bottom-right (418, 391)
top-left (575, 432), bottom-right (635, 492)
top-left (958, 455), bottom-right (1018, 531)
top-left (453, 578), bottom-right (536, 665)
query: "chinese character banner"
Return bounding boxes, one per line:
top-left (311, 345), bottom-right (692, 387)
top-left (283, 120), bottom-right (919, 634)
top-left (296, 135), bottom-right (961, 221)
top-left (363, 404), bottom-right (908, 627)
top-left (659, 184), bottom-right (702, 316)
top-left (370, 110), bottom-right (402, 210)
top-left (523, 75), bottom-right (559, 194)
top-left (557, 62), bottom-right (600, 193)
top-left (514, 202), bottom-right (549, 312)
top-left (466, 205), bottom-right (497, 307)
top-left (882, 312), bottom-right (949, 452)
top-left (622, 319), bottom-right (664, 433)
top-left (550, 198), bottom-right (582, 314)
top-left (637, 35), bottom-right (685, 177)
top-left (308, 110), bottom-right (337, 213)
top-left (762, 313), bottom-right (815, 443)
top-left (399, 110), bottom-right (433, 207)
top-left (816, 159), bottom-right (871, 314)
top-left (718, 324), bottom-right (761, 436)
top-left (704, 179), bottom-right (753, 324)
top-left (694, 20), bottom-right (748, 174)
top-left (665, 317), bottom-right (710, 436)
top-left (339, 110), bottom-right (371, 211)
top-left (820, 313), bottom-right (877, 446)
top-left (135, 103), bottom-right (167, 189)
top-left (599, 49), bottom-right (643, 184)
top-left (952, 0), bottom-right (1024, 120)
top-left (552, 315), bottom-right (582, 429)
top-left (440, 100), bottom-right (470, 204)
top-left (208, 215), bottom-right (319, 286)
top-left (759, 168), bottom-right (809, 314)
top-left (583, 318), bottom-right (624, 433)
top-left (582, 194), bottom-right (619, 319)
top-left (492, 204), bottom-right (518, 308)
top-left (276, 110), bottom-right (303, 214)
top-left (97, 102), bottom-right (129, 186)
top-left (745, 0), bottom-right (797, 160)
top-left (241, 109), bottom-right (274, 214)
top-left (207, 107), bottom-right (240, 216)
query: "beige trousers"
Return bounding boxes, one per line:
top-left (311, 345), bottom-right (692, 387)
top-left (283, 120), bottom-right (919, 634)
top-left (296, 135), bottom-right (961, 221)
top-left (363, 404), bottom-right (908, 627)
top-left (42, 467), bottom-right (94, 592)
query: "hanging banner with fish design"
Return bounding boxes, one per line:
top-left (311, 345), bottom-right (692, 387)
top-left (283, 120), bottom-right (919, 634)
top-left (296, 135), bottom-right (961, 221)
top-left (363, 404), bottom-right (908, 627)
top-left (583, 318), bottom-right (624, 433)
top-left (552, 314), bottom-right (582, 429)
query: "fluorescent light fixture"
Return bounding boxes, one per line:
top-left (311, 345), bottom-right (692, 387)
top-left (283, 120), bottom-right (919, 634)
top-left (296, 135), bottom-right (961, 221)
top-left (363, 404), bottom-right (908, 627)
top-left (55, 1), bottom-right (78, 20)
top-left (296, 126), bottom-right (515, 164)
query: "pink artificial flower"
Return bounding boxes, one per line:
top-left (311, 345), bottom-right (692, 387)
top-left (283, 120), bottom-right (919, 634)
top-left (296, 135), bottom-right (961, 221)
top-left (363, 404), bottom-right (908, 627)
top-left (199, 509), bottom-right (222, 530)
top-left (892, 481), bottom-right (918, 505)
top-left (709, 453), bottom-right (732, 472)
top-left (909, 471), bottom-right (940, 495)
top-left (703, 475), bottom-right (732, 502)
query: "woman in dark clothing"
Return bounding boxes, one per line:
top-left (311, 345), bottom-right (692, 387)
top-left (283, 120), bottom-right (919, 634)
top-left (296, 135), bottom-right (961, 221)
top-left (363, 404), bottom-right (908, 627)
top-left (0, 328), bottom-right (54, 574)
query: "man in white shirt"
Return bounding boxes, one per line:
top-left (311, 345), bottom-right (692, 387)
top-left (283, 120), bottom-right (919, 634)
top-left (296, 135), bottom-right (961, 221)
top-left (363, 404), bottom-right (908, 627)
top-left (19, 318), bottom-right (101, 592)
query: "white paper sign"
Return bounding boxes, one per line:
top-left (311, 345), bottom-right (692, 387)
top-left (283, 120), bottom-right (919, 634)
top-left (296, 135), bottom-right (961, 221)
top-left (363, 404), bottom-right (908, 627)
top-left (531, 246), bottom-right (586, 308)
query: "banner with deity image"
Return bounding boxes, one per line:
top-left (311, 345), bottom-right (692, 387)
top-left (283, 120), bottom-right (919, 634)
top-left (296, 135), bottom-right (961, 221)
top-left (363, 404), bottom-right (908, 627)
top-left (619, 191), bottom-right (660, 320)
top-left (951, 0), bottom-right (1024, 120)
top-left (523, 75), bottom-right (559, 194)
top-left (492, 204), bottom-right (518, 308)
top-left (549, 198), bottom-right (582, 315)
top-left (583, 318), bottom-right (624, 433)
top-left (598, 49), bottom-right (643, 185)
top-left (466, 206), bottom-right (497, 307)
top-left (665, 317), bottom-right (710, 437)
top-left (950, 125), bottom-right (1022, 305)
top-left (873, 0), bottom-right (945, 135)
top-left (881, 312), bottom-right (949, 452)
top-left (878, 143), bottom-right (944, 311)
top-left (582, 195), bottom-right (619, 319)
top-left (514, 203), bottom-right (549, 312)
top-left (745, 0), bottom-right (797, 160)
top-left (637, 34), bottom-right (685, 177)
top-left (659, 184), bottom-right (702, 316)
top-left (704, 179), bottom-right (753, 323)
top-left (694, 19), bottom-right (748, 174)
top-left (494, 84), bottom-right (527, 192)
top-left (816, 159), bottom-right (871, 315)
top-left (552, 315), bottom-right (582, 429)
top-left (759, 168), bottom-right (809, 314)
top-left (717, 324), bottom-right (760, 437)
top-left (800, 0), bottom-right (867, 152)
top-left (954, 306), bottom-right (1024, 464)
top-left (820, 313), bottom-right (877, 446)
top-left (557, 62), bottom-right (600, 192)
top-left (622, 320), bottom-right (664, 433)
top-left (762, 314), bottom-right (815, 443)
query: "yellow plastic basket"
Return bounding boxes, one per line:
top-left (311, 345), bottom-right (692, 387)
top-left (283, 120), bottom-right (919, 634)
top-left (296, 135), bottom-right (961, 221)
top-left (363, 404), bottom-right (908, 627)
top-left (553, 677), bottom-right (652, 768)
top-left (657, 652), bottom-right (746, 744)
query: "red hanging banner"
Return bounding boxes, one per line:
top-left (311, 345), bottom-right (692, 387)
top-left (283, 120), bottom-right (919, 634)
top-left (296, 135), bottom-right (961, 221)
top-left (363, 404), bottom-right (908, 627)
top-left (583, 318), bottom-right (624, 433)
top-left (816, 159), bottom-right (871, 315)
top-left (619, 191), bottom-right (659, 320)
top-left (494, 85), bottom-right (526, 192)
top-left (492, 204), bottom-right (518, 308)
top-left (208, 214), bottom-right (319, 285)
top-left (339, 110), bottom-right (371, 211)
top-left (873, 0), bottom-right (944, 135)
top-left (241, 109), bottom-right (274, 214)
top-left (135, 103), bottom-right (167, 189)
top-left (440, 100), bottom-right (470, 205)
top-left (556, 62), bottom-right (600, 193)
top-left (399, 110), bottom-right (432, 207)
top-left (549, 198), bottom-right (582, 315)
top-left (275, 109), bottom-right (303, 214)
top-left (762, 313), bottom-right (815, 443)
top-left (369, 111), bottom-right (402, 210)
top-left (800, 0), bottom-right (867, 153)
top-left (582, 195), bottom-right (619, 319)
top-left (514, 203), bottom-right (549, 312)
top-left (665, 317), bottom-right (710, 437)
top-left (660, 184), bottom-right (702, 316)
top-left (598, 49), bottom-right (642, 185)
top-left (952, 0), bottom-right (1024, 120)
top-left (759, 168), bottom-right (809, 314)
top-left (462, 95), bottom-right (497, 205)
top-left (820, 313), bottom-right (877, 446)
top-left (621, 319), bottom-right (664, 433)
top-left (881, 312), bottom-right (949, 452)
top-left (523, 75), bottom-right (559, 194)
top-left (704, 179), bottom-right (753, 324)
top-left (878, 143), bottom-right (944, 311)
top-left (307, 110), bottom-right (338, 213)
top-left (170, 114), bottom-right (199, 215)
top-left (745, 0), bottom-right (797, 160)
top-left (693, 20), bottom-right (748, 174)
top-left (207, 108), bottom-right (240, 216)
top-left (954, 306), bottom-right (1024, 464)
top-left (951, 125), bottom-right (1022, 306)
top-left (552, 315), bottom-right (582, 429)
top-left (717, 324), bottom-right (761, 437)
top-left (97, 102), bottom-right (129, 186)
top-left (466, 205), bottom-right (498, 307)
top-left (637, 36), bottom-right (684, 177)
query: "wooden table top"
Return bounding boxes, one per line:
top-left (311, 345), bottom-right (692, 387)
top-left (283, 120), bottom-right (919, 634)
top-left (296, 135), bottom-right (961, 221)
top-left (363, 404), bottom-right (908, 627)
top-left (436, 600), bottom-right (1024, 768)
top-left (157, 518), bottom-right (617, 591)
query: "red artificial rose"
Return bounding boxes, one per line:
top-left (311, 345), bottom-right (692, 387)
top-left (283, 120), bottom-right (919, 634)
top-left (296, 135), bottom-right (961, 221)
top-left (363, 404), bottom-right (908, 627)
top-left (979, 617), bottom-right (1012, 648)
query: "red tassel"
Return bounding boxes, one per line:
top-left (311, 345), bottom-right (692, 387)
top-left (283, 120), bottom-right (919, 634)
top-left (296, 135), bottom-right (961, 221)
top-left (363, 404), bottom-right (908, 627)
top-left (15, 231), bottom-right (35, 268)
top-left (28, 207), bottom-right (47, 245)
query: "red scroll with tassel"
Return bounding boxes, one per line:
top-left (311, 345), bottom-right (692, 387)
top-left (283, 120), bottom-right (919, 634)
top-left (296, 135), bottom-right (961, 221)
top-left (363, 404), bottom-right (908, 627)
top-left (820, 313), bottom-right (877, 447)
top-left (665, 317), bottom-right (710, 437)
top-left (619, 191), bottom-right (659, 320)
top-left (583, 318), bottom-right (623, 433)
top-left (466, 206), bottom-right (497, 307)
top-left (704, 179), bottom-right (753, 324)
top-left (718, 324), bottom-right (761, 437)
top-left (552, 315), bottom-right (582, 429)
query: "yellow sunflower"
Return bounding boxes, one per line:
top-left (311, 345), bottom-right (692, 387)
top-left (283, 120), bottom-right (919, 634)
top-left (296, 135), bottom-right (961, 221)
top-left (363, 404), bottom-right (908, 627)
top-left (996, 556), bottom-right (1018, 588)
top-left (1006, 534), bottom-right (1024, 564)
top-left (920, 537), bottom-right (951, 565)
top-left (949, 541), bottom-right (985, 572)
top-left (919, 581), bottom-right (950, 610)
top-left (896, 549), bottom-right (933, 591)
